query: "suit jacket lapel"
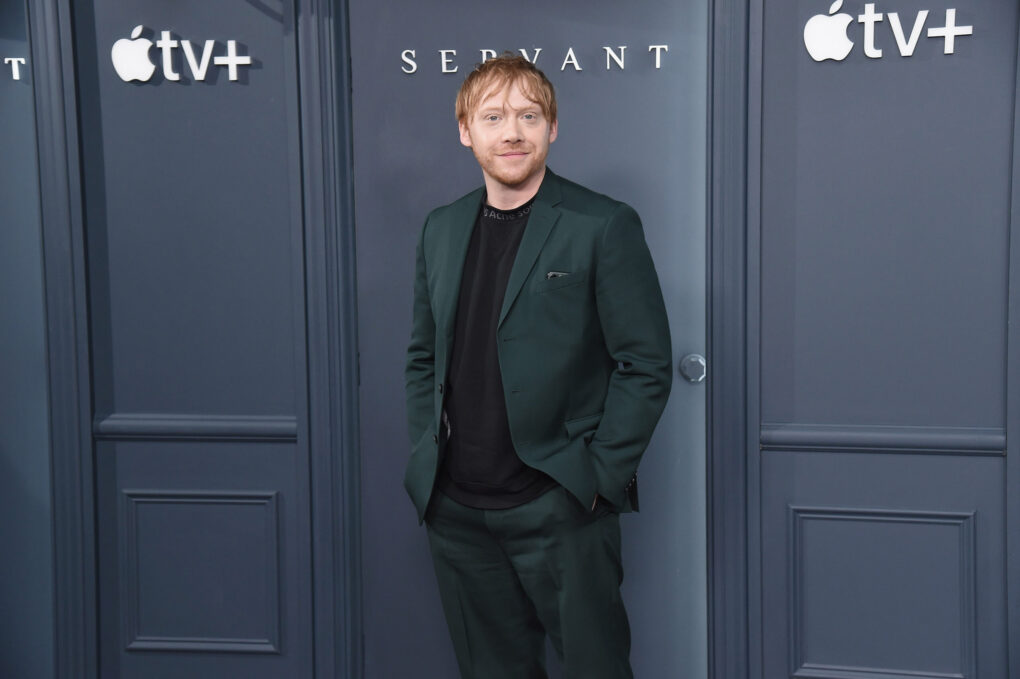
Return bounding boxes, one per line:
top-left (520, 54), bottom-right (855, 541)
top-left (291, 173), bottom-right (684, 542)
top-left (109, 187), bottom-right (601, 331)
top-left (435, 188), bottom-right (484, 341)
top-left (498, 171), bottom-right (563, 328)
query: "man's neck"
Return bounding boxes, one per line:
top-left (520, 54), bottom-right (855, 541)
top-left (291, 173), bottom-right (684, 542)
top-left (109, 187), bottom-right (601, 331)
top-left (482, 166), bottom-right (546, 210)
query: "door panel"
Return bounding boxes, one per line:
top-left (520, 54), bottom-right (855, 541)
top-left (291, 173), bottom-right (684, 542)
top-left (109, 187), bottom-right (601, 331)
top-left (761, 0), bottom-right (1014, 430)
top-left (762, 452), bottom-right (1004, 678)
top-left (752, 0), bottom-right (1018, 676)
top-left (349, 1), bottom-right (708, 676)
top-left (95, 441), bottom-right (308, 676)
top-left (72, 2), bottom-right (314, 677)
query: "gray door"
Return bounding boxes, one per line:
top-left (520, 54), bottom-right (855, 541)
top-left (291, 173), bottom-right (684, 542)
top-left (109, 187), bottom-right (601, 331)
top-left (349, 1), bottom-right (709, 676)
top-left (750, 0), bottom-right (1017, 676)
top-left (70, 2), bottom-right (327, 677)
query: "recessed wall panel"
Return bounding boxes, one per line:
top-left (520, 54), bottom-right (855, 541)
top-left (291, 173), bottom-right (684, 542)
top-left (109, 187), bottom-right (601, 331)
top-left (75, 0), bottom-right (302, 417)
top-left (760, 0), bottom-right (1018, 429)
top-left (792, 508), bottom-right (974, 677)
top-left (761, 451), bottom-right (1005, 679)
top-left (96, 440), bottom-right (309, 677)
top-left (122, 491), bottom-right (280, 653)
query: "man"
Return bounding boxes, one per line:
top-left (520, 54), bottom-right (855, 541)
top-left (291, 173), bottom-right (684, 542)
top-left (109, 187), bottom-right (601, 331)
top-left (404, 54), bottom-right (672, 679)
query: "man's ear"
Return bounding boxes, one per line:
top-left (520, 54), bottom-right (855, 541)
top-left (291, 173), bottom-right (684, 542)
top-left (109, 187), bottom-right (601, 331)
top-left (459, 121), bottom-right (472, 148)
top-left (548, 119), bottom-right (558, 144)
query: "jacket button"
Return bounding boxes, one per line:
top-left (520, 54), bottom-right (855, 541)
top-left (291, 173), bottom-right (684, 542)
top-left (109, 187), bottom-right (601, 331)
top-left (432, 434), bottom-right (438, 444)
top-left (438, 383), bottom-right (443, 393)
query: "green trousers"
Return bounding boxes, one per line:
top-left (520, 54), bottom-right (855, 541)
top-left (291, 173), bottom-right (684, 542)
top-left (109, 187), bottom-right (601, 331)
top-left (425, 486), bottom-right (633, 679)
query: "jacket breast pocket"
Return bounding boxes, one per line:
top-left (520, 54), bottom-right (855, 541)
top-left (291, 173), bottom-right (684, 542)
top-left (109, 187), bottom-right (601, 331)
top-left (533, 268), bottom-right (589, 293)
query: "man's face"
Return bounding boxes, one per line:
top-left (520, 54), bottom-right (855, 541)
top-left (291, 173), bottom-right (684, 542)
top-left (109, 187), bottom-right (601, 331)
top-left (459, 79), bottom-right (558, 191)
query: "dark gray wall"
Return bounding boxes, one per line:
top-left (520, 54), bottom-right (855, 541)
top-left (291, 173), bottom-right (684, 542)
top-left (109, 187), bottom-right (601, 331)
top-left (349, 1), bottom-right (708, 676)
top-left (0, 3), bottom-right (55, 678)
top-left (752, 0), bottom-right (1016, 675)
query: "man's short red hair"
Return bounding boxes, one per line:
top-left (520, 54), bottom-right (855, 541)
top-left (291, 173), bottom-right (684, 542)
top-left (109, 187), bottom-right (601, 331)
top-left (455, 53), bottom-right (557, 125)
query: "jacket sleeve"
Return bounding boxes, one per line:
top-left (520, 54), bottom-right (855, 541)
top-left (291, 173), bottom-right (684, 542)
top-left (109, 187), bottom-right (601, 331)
top-left (404, 218), bottom-right (436, 447)
top-left (589, 203), bottom-right (673, 509)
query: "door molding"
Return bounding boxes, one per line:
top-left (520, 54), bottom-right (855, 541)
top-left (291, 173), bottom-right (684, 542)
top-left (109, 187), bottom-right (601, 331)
top-left (707, 0), bottom-right (751, 678)
top-left (1007, 11), bottom-right (1020, 677)
top-left (28, 1), bottom-right (97, 677)
top-left (297, 1), bottom-right (364, 677)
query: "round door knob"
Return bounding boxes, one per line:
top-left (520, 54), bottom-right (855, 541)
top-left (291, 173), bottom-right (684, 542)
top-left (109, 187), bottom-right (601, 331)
top-left (679, 354), bottom-right (706, 383)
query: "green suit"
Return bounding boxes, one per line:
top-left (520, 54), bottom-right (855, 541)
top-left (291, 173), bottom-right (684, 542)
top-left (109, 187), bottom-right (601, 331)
top-left (404, 169), bottom-right (672, 523)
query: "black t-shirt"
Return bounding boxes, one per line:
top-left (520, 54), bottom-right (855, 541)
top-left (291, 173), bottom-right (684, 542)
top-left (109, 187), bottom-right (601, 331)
top-left (436, 198), bottom-right (557, 509)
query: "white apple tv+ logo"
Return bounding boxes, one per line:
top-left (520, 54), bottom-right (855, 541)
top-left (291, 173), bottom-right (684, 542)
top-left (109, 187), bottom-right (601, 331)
top-left (804, 0), bottom-right (855, 61)
top-left (111, 25), bottom-right (156, 82)
top-left (110, 25), bottom-right (253, 84)
top-left (803, 2), bottom-right (974, 62)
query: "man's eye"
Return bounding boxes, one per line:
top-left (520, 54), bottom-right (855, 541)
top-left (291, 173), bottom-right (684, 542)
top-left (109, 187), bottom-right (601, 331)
top-left (522, 113), bottom-right (537, 120)
top-left (485, 115), bottom-right (500, 122)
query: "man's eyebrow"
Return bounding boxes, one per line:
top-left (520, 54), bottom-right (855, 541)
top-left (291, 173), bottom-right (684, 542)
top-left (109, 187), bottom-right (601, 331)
top-left (475, 101), bottom-right (541, 117)
top-left (506, 102), bottom-right (542, 113)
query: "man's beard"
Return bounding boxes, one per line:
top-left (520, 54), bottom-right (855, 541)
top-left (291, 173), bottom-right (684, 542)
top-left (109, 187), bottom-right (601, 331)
top-left (474, 144), bottom-right (547, 188)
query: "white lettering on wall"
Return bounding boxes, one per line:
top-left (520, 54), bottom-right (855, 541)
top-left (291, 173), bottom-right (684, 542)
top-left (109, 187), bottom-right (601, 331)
top-left (888, 10), bottom-right (928, 57)
top-left (560, 47), bottom-right (582, 71)
top-left (398, 45), bottom-right (671, 74)
top-left (213, 40), bottom-right (251, 81)
top-left (5, 57), bottom-right (26, 80)
top-left (182, 40), bottom-right (215, 80)
top-left (858, 3), bottom-right (883, 58)
top-left (439, 49), bottom-right (458, 73)
top-left (401, 49), bottom-right (417, 74)
top-left (649, 45), bottom-right (668, 68)
top-left (157, 31), bottom-right (181, 80)
top-left (518, 48), bottom-right (542, 64)
top-left (927, 8), bottom-right (972, 54)
top-left (604, 46), bottom-right (626, 70)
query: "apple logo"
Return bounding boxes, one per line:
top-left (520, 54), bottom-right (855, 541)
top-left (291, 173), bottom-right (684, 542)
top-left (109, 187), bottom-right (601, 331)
top-left (804, 0), bottom-right (855, 62)
top-left (111, 25), bottom-right (156, 82)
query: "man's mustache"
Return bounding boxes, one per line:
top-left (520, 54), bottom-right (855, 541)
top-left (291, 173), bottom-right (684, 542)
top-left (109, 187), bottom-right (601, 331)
top-left (496, 144), bottom-right (532, 153)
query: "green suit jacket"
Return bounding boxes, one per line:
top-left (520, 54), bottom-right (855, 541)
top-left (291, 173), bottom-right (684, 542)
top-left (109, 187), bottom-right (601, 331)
top-left (404, 169), bottom-right (672, 523)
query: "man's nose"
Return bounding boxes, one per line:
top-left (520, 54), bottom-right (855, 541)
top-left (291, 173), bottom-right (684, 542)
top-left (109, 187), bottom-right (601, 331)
top-left (501, 118), bottom-right (523, 143)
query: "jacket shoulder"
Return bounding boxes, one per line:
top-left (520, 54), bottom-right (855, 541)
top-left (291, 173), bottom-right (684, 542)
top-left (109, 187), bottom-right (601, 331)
top-left (551, 174), bottom-right (631, 219)
top-left (546, 173), bottom-right (638, 237)
top-left (424, 186), bottom-right (485, 225)
top-left (418, 186), bottom-right (484, 254)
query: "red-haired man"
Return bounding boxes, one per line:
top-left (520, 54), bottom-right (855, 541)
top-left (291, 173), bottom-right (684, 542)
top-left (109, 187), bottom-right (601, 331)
top-left (404, 54), bottom-right (672, 679)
